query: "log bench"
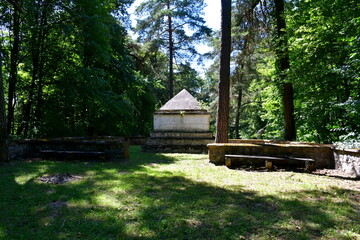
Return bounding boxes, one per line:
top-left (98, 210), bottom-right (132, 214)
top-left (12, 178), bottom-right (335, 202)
top-left (225, 154), bottom-right (316, 172)
top-left (40, 150), bottom-right (107, 161)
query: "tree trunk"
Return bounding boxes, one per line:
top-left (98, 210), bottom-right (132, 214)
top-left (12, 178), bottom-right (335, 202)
top-left (234, 86), bottom-right (243, 139)
top-left (16, 75), bottom-right (36, 138)
top-left (235, 68), bottom-right (244, 139)
top-left (0, 50), bottom-right (9, 163)
top-left (216, 0), bottom-right (231, 143)
top-left (17, 3), bottom-right (47, 137)
top-left (274, 0), bottom-right (296, 141)
top-left (283, 82), bottom-right (295, 140)
top-left (167, 0), bottom-right (174, 99)
top-left (34, 4), bottom-right (48, 124)
top-left (16, 32), bottom-right (40, 137)
top-left (7, 8), bottom-right (20, 135)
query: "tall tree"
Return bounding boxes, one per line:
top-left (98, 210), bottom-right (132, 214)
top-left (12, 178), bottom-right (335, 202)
top-left (135, 0), bottom-right (211, 99)
top-left (0, 48), bottom-right (9, 162)
top-left (274, 0), bottom-right (296, 141)
top-left (0, 0), bottom-right (19, 162)
top-left (215, 0), bottom-right (232, 143)
top-left (7, 0), bottom-right (21, 134)
top-left (16, 0), bottom-right (53, 137)
top-left (166, 0), bottom-right (174, 99)
top-left (232, 0), bottom-right (270, 139)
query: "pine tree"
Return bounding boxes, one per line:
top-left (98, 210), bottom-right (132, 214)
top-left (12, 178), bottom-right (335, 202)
top-left (215, 0), bottom-right (232, 143)
top-left (135, 0), bottom-right (211, 99)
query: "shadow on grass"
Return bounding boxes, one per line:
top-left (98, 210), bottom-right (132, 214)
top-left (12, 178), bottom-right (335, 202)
top-left (0, 146), bottom-right (359, 239)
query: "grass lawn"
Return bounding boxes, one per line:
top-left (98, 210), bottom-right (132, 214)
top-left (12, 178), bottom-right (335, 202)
top-left (0, 146), bottom-right (359, 240)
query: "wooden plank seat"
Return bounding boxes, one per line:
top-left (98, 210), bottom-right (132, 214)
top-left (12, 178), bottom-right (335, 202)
top-left (225, 154), bottom-right (316, 172)
top-left (40, 150), bottom-right (106, 161)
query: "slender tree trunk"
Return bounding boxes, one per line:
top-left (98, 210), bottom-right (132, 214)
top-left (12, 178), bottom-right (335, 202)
top-left (17, 3), bottom-right (48, 137)
top-left (16, 74), bottom-right (36, 138)
top-left (167, 0), bottom-right (174, 99)
top-left (216, 0), bottom-right (231, 143)
top-left (16, 32), bottom-right (40, 137)
top-left (274, 0), bottom-right (296, 141)
top-left (7, 8), bottom-right (20, 135)
top-left (234, 86), bottom-right (243, 139)
top-left (235, 67), bottom-right (244, 139)
top-left (34, 4), bottom-right (48, 124)
top-left (0, 50), bottom-right (9, 162)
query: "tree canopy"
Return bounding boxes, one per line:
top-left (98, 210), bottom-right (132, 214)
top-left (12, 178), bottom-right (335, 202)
top-left (0, 0), bottom-right (359, 149)
top-left (1, 0), bottom-right (156, 138)
top-left (207, 0), bottom-right (359, 144)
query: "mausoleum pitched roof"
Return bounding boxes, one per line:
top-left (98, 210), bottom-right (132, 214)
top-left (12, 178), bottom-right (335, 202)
top-left (158, 89), bottom-right (204, 111)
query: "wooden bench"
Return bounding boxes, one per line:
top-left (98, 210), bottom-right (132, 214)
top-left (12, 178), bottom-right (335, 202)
top-left (225, 154), bottom-right (316, 172)
top-left (40, 150), bottom-right (106, 161)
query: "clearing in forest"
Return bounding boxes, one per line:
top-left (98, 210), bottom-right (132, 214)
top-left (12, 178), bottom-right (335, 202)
top-left (0, 146), bottom-right (359, 240)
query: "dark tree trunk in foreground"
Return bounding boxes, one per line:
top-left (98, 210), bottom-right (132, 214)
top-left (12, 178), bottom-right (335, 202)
top-left (274, 0), bottom-right (296, 141)
top-left (0, 50), bottom-right (9, 163)
top-left (167, 0), bottom-right (174, 99)
top-left (283, 82), bottom-right (295, 140)
top-left (216, 0), bottom-right (231, 143)
top-left (7, 7), bottom-right (20, 134)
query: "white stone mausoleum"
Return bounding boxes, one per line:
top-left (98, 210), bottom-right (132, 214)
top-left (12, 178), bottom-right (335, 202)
top-left (143, 89), bottom-right (214, 153)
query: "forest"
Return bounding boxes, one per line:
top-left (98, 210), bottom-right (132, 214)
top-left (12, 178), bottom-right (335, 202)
top-left (1, 0), bottom-right (359, 150)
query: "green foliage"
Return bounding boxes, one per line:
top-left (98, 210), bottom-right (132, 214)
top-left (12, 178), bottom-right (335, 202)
top-left (225, 0), bottom-right (284, 140)
top-left (2, 0), bottom-right (359, 143)
top-left (288, 0), bottom-right (360, 143)
top-left (2, 0), bottom-right (157, 138)
top-left (174, 63), bottom-right (206, 99)
top-left (127, 40), bottom-right (169, 106)
top-left (209, 0), bottom-right (360, 143)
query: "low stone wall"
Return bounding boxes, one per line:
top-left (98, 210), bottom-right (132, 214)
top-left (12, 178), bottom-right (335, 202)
top-left (142, 144), bottom-right (211, 153)
top-left (208, 140), bottom-right (335, 169)
top-left (143, 130), bottom-right (214, 153)
top-left (228, 139), bottom-right (325, 145)
top-left (10, 137), bottom-right (129, 161)
top-left (127, 137), bottom-right (147, 145)
top-left (333, 148), bottom-right (360, 178)
top-left (9, 142), bottom-right (33, 160)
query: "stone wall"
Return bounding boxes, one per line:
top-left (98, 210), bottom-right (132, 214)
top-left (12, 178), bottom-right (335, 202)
top-left (143, 131), bottom-right (214, 154)
top-left (208, 140), bottom-right (335, 168)
top-left (10, 137), bottom-right (129, 161)
top-left (208, 140), bottom-right (360, 175)
top-left (154, 112), bottom-right (210, 132)
top-left (9, 142), bottom-right (33, 160)
top-left (127, 137), bottom-right (147, 145)
top-left (333, 149), bottom-right (360, 178)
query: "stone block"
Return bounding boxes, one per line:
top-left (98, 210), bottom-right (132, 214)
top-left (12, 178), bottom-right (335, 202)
top-left (154, 113), bottom-right (210, 132)
top-left (334, 149), bottom-right (360, 178)
top-left (208, 140), bottom-right (336, 169)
